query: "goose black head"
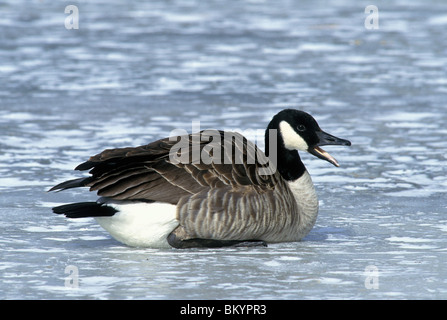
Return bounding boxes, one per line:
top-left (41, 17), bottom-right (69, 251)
top-left (268, 109), bottom-right (351, 167)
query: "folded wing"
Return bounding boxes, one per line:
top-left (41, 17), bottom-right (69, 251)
top-left (50, 130), bottom-right (279, 205)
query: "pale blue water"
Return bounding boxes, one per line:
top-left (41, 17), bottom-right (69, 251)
top-left (1, 0), bottom-right (446, 299)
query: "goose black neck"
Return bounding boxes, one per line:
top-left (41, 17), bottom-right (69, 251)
top-left (265, 126), bottom-right (306, 181)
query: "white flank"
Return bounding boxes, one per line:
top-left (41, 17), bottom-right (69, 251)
top-left (279, 121), bottom-right (308, 151)
top-left (95, 202), bottom-right (179, 248)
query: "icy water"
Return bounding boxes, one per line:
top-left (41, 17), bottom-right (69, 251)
top-left (1, 0), bottom-right (447, 300)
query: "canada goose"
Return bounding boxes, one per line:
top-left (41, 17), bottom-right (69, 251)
top-left (50, 109), bottom-right (351, 249)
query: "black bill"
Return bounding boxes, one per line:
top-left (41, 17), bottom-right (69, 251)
top-left (308, 131), bottom-right (351, 167)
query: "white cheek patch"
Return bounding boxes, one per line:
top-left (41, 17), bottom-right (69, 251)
top-left (279, 121), bottom-right (308, 151)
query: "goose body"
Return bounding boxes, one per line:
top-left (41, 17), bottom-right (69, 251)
top-left (51, 109), bottom-right (350, 248)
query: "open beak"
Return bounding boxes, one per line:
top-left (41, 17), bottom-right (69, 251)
top-left (308, 131), bottom-right (351, 167)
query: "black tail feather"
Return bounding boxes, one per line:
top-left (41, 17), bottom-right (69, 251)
top-left (48, 177), bottom-right (92, 192)
top-left (75, 161), bottom-right (96, 171)
top-left (52, 202), bottom-right (117, 218)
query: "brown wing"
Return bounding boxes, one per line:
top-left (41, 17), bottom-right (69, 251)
top-left (51, 130), bottom-right (279, 205)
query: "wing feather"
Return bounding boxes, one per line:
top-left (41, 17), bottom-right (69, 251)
top-left (52, 130), bottom-right (280, 205)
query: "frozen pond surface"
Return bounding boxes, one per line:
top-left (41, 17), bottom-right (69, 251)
top-left (1, 0), bottom-right (447, 299)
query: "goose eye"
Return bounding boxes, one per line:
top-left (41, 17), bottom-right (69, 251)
top-left (297, 125), bottom-right (306, 132)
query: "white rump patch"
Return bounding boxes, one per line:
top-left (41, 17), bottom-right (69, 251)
top-left (95, 202), bottom-right (178, 248)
